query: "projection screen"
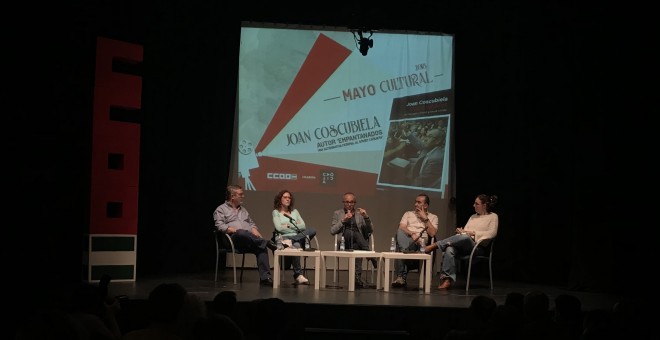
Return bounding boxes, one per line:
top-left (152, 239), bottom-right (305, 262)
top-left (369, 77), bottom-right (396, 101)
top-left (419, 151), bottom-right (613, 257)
top-left (229, 23), bottom-right (455, 268)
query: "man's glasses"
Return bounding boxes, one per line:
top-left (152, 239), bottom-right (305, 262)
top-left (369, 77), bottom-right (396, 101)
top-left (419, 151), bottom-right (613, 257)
top-left (342, 201), bottom-right (356, 204)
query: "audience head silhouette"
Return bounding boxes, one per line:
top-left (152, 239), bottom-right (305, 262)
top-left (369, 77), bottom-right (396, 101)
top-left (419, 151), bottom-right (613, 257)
top-left (523, 290), bottom-right (550, 322)
top-left (148, 282), bottom-right (188, 324)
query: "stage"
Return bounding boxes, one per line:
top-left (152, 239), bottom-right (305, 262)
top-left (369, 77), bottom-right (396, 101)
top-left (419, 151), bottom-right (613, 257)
top-left (110, 267), bottom-right (621, 309)
top-left (108, 267), bottom-right (624, 339)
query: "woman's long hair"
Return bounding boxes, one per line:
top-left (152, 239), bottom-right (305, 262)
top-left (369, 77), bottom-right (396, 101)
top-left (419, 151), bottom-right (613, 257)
top-left (273, 189), bottom-right (294, 212)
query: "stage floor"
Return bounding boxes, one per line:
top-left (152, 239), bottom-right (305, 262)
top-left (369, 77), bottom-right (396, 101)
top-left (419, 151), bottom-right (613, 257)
top-left (108, 267), bottom-right (622, 312)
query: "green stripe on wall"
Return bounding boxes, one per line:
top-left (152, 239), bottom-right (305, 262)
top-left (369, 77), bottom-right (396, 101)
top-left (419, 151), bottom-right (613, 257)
top-left (91, 265), bottom-right (135, 280)
top-left (91, 236), bottom-right (135, 251)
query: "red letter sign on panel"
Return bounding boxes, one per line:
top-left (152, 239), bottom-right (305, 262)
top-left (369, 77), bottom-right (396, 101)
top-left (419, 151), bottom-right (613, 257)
top-left (90, 37), bottom-right (143, 235)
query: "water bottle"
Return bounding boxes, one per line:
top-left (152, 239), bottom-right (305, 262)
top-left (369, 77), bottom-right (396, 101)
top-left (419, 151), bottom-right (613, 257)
top-left (339, 236), bottom-right (345, 251)
top-left (390, 237), bottom-right (396, 252)
top-left (420, 232), bottom-right (427, 253)
top-left (276, 234), bottom-right (283, 250)
top-left (304, 237), bottom-right (310, 250)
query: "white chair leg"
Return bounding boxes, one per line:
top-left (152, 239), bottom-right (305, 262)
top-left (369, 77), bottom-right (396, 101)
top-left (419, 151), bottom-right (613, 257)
top-left (231, 253), bottom-right (237, 285)
top-left (465, 258), bottom-right (473, 293)
top-left (214, 250), bottom-right (219, 282)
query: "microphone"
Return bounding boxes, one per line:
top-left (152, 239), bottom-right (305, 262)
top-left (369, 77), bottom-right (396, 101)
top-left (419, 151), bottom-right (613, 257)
top-left (288, 218), bottom-right (316, 252)
top-left (404, 224), bottom-right (430, 253)
top-left (303, 234), bottom-right (316, 252)
top-left (346, 209), bottom-right (358, 251)
top-left (284, 212), bottom-right (296, 223)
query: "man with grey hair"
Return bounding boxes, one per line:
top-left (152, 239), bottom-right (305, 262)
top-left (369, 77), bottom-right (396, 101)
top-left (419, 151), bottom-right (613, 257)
top-left (213, 184), bottom-right (277, 286)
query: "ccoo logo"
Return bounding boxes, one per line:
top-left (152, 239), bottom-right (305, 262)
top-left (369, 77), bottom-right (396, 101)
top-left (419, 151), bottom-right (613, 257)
top-left (267, 173), bottom-right (298, 180)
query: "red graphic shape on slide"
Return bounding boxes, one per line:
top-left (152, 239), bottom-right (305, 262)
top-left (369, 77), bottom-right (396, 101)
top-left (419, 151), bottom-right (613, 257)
top-left (255, 34), bottom-right (352, 153)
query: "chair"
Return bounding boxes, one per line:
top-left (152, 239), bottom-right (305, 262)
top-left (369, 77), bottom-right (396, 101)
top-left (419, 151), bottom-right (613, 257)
top-left (391, 233), bottom-right (435, 283)
top-left (271, 230), bottom-right (320, 279)
top-left (420, 234), bottom-right (438, 273)
top-left (457, 238), bottom-right (495, 293)
top-left (332, 233), bottom-right (376, 284)
top-left (214, 229), bottom-right (246, 284)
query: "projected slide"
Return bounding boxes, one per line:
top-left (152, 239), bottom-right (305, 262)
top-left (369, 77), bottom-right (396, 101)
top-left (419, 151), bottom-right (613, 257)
top-left (236, 26), bottom-right (454, 196)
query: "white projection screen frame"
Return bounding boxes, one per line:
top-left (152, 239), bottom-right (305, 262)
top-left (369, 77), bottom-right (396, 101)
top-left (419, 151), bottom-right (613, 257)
top-left (229, 23), bottom-right (456, 268)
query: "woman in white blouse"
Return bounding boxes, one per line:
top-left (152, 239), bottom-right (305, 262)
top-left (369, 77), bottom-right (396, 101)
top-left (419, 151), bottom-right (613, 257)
top-left (424, 194), bottom-right (498, 290)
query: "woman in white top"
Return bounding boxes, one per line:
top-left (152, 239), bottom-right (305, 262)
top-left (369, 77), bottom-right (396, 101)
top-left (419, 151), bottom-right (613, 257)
top-left (271, 189), bottom-right (317, 285)
top-left (425, 194), bottom-right (498, 290)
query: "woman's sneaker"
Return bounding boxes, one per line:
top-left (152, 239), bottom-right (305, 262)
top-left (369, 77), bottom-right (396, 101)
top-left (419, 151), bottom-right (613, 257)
top-left (295, 275), bottom-right (309, 285)
top-left (391, 276), bottom-right (407, 287)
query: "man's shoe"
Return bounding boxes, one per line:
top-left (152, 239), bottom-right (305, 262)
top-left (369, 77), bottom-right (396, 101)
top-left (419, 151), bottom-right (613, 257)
top-left (260, 278), bottom-right (273, 286)
top-left (295, 275), bottom-right (309, 285)
top-left (266, 240), bottom-right (278, 251)
top-left (437, 278), bottom-right (452, 290)
top-left (424, 243), bottom-right (439, 254)
top-left (391, 276), bottom-right (407, 288)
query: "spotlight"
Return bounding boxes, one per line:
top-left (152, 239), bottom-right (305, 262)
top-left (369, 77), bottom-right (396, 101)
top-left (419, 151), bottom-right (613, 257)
top-left (353, 30), bottom-right (373, 56)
